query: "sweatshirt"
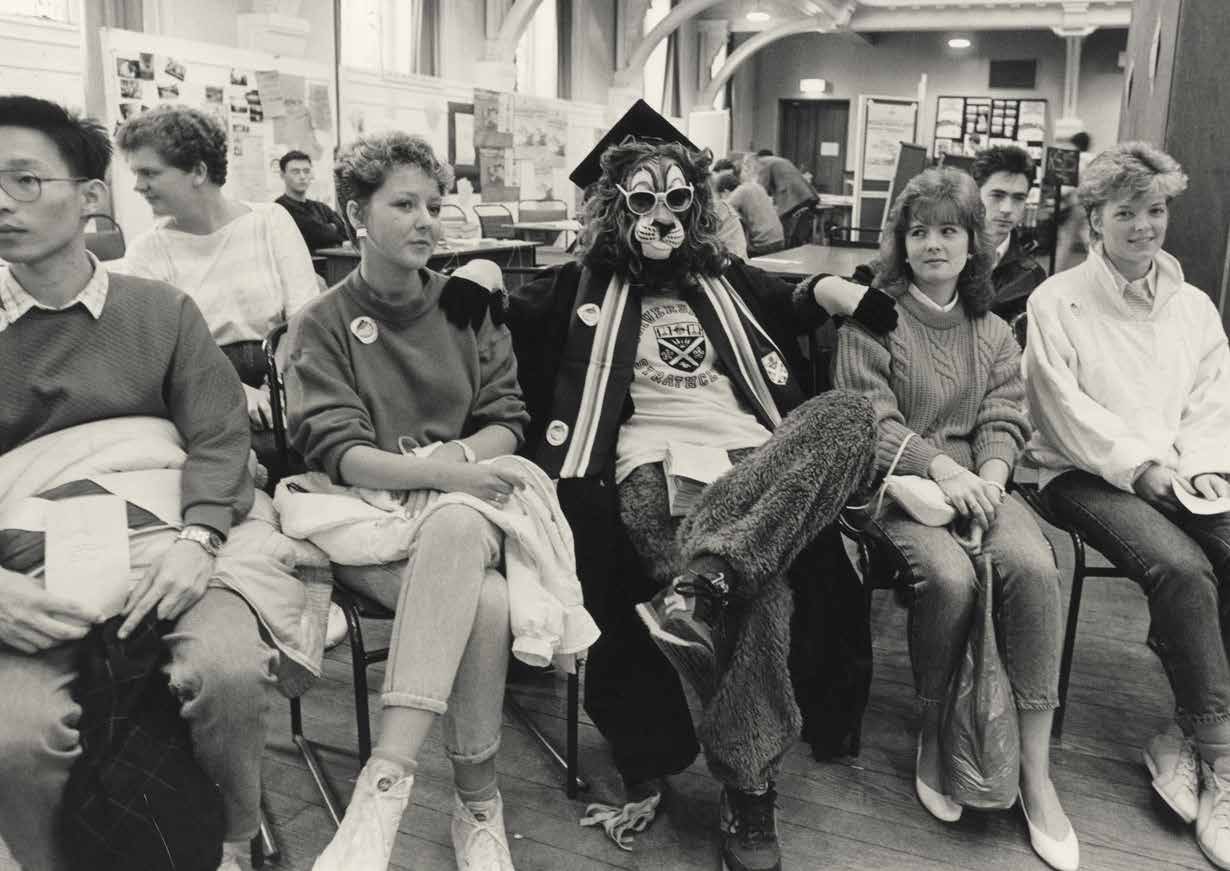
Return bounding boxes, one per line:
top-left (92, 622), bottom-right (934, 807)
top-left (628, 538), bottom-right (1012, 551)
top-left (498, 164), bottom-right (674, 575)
top-left (285, 266), bottom-right (529, 481)
top-left (833, 281), bottom-right (1030, 479)
top-left (275, 195), bottom-right (349, 252)
top-left (1023, 246), bottom-right (1230, 491)
top-left (0, 270), bottom-right (253, 534)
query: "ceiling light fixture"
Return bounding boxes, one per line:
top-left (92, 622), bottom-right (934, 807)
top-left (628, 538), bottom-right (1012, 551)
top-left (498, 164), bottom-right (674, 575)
top-left (948, 37), bottom-right (972, 49)
top-left (747, 10), bottom-right (771, 22)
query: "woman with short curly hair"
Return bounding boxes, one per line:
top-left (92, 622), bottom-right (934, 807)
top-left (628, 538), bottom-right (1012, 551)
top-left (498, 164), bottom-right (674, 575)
top-left (117, 106), bottom-right (318, 434)
top-left (285, 131), bottom-right (531, 871)
top-left (1024, 142), bottom-right (1230, 868)
top-left (833, 168), bottom-right (1075, 870)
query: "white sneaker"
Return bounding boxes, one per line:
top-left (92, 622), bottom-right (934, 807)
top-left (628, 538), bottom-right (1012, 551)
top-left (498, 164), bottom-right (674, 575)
top-left (1145, 727), bottom-right (1199, 824)
top-left (451, 791), bottom-right (516, 870)
top-left (312, 760), bottom-right (414, 871)
top-left (1198, 762), bottom-right (1230, 870)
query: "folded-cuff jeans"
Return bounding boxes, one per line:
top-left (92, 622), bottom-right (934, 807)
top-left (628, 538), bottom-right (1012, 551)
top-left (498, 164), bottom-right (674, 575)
top-left (333, 502), bottom-right (511, 765)
top-left (865, 495), bottom-right (1062, 711)
top-left (1043, 470), bottom-right (1230, 729)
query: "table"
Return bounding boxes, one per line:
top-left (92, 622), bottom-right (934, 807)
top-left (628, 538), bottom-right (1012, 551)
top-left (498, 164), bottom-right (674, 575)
top-left (318, 239), bottom-right (540, 286)
top-left (748, 244), bottom-right (869, 281)
top-left (513, 219), bottom-right (582, 249)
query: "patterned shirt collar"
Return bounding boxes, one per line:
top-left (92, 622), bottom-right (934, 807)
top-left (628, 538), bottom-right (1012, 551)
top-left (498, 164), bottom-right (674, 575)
top-left (0, 251), bottom-right (109, 330)
top-left (1093, 241), bottom-right (1157, 301)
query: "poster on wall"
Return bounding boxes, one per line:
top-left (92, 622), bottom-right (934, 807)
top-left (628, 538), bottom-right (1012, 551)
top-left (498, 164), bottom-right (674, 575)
top-left (932, 96), bottom-right (1048, 161)
top-left (862, 99), bottom-right (918, 182)
top-left (479, 146), bottom-right (518, 202)
top-left (474, 88), bottom-right (514, 147)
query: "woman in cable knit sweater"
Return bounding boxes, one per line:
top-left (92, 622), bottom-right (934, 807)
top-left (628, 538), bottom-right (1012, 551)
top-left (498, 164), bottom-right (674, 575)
top-left (833, 168), bottom-right (1075, 870)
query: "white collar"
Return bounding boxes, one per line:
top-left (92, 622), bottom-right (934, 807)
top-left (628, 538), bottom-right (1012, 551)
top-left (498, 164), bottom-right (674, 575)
top-left (907, 281), bottom-right (959, 313)
top-left (993, 234), bottom-right (1011, 267)
top-left (1093, 242), bottom-right (1158, 299)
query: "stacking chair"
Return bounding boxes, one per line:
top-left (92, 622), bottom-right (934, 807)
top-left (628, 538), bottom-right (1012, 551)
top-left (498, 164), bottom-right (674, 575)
top-left (473, 202), bottom-right (517, 239)
top-left (83, 213), bottom-right (126, 262)
top-left (439, 202), bottom-right (470, 238)
top-left (516, 198), bottom-right (569, 248)
top-left (827, 224), bottom-right (881, 249)
top-left (261, 323), bottom-right (586, 829)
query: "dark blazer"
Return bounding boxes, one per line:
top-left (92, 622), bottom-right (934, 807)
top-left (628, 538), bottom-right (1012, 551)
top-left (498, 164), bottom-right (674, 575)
top-left (989, 231), bottom-right (1047, 321)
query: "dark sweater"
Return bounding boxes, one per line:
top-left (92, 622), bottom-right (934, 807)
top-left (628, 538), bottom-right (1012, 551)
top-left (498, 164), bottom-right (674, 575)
top-left (285, 267), bottom-right (529, 481)
top-left (0, 273), bottom-right (253, 535)
top-left (275, 195), bottom-right (349, 252)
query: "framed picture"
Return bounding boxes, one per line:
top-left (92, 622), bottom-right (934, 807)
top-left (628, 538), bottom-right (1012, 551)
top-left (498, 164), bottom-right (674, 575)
top-left (448, 101), bottom-right (480, 192)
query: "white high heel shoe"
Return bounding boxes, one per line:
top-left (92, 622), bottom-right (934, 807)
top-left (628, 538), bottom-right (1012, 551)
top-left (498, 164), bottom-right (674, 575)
top-left (915, 735), bottom-right (962, 822)
top-left (1020, 791), bottom-right (1080, 871)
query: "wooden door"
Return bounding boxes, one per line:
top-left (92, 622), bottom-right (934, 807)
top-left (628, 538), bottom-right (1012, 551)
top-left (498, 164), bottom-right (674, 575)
top-left (778, 99), bottom-right (850, 196)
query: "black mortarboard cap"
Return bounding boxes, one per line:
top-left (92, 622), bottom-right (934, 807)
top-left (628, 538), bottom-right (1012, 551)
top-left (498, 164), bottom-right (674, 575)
top-left (569, 99), bottom-right (698, 189)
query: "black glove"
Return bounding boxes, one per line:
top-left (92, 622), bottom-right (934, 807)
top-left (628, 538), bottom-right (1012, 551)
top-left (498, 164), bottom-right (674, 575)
top-left (851, 287), bottom-right (897, 334)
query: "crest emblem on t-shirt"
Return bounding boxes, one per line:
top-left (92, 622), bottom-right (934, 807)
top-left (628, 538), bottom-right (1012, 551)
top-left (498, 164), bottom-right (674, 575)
top-left (655, 322), bottom-right (706, 372)
top-left (761, 351), bottom-right (789, 386)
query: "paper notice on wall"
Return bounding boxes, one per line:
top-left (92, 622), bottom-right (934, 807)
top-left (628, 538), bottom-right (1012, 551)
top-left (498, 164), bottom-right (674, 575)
top-left (272, 74), bottom-right (322, 161)
top-left (513, 94), bottom-right (567, 170)
top-left (308, 82), bottom-right (332, 131)
top-left (820, 141), bottom-right (839, 157)
top-left (862, 99), bottom-right (917, 182)
top-left (479, 146), bottom-right (518, 202)
top-left (255, 70), bottom-right (286, 118)
top-left (230, 131), bottom-right (269, 201)
top-left (44, 495), bottom-right (131, 619)
top-left (455, 111), bottom-right (476, 166)
top-left (474, 88), bottom-right (514, 147)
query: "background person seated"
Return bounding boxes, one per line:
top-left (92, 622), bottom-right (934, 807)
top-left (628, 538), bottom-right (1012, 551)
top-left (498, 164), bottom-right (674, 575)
top-left (275, 149), bottom-right (350, 253)
top-left (116, 106), bottom-right (318, 455)
top-left (1023, 142), bottom-right (1230, 871)
top-left (832, 168), bottom-right (1076, 871)
top-left (971, 144), bottom-right (1046, 320)
top-left (714, 158), bottom-right (785, 258)
top-left (0, 95), bottom-right (276, 871)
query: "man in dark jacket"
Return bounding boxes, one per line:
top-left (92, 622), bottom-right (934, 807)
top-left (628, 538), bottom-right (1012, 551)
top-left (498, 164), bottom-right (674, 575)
top-left (508, 101), bottom-right (894, 871)
top-left (971, 145), bottom-right (1047, 320)
top-left (275, 149), bottom-right (349, 252)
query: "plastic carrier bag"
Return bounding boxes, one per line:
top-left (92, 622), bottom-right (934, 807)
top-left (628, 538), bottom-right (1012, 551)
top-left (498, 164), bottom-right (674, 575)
top-left (940, 551), bottom-right (1020, 809)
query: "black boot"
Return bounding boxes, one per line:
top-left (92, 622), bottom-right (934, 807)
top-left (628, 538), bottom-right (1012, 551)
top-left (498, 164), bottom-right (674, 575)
top-left (719, 784), bottom-right (782, 871)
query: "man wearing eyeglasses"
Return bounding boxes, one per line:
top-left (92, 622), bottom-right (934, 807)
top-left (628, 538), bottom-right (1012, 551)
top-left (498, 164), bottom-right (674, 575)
top-left (0, 96), bottom-right (275, 871)
top-left (274, 149), bottom-right (349, 253)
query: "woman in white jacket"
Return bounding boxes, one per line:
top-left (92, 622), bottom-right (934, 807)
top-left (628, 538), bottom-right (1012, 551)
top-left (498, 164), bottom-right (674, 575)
top-left (1022, 141), bottom-right (1230, 870)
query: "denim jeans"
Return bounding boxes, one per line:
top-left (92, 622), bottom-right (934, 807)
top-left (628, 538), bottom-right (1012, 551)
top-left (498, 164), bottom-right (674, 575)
top-left (1044, 470), bottom-right (1230, 728)
top-left (0, 588), bottom-right (276, 871)
top-left (866, 495), bottom-right (1062, 710)
top-left (333, 503), bottom-right (511, 765)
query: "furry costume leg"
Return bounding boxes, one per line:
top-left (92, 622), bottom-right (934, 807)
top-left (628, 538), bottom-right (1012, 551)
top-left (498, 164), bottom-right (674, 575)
top-left (682, 390), bottom-right (876, 790)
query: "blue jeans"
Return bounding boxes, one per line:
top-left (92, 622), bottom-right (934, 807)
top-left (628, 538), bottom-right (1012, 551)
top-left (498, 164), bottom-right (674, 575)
top-left (866, 495), bottom-right (1062, 710)
top-left (333, 503), bottom-right (511, 765)
top-left (1044, 470), bottom-right (1230, 728)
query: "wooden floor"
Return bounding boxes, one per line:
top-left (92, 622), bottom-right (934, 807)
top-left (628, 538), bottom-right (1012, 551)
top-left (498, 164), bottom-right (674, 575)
top-left (255, 496), bottom-right (1209, 871)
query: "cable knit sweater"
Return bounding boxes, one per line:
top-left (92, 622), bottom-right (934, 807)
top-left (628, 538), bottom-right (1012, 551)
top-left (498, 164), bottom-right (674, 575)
top-left (832, 281), bottom-right (1030, 479)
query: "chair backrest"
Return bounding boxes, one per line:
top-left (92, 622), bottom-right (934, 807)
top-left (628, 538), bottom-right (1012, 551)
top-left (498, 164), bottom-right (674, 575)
top-left (84, 213), bottom-right (126, 262)
top-left (827, 224), bottom-right (880, 249)
top-left (518, 198), bottom-right (567, 223)
top-left (473, 203), bottom-right (516, 239)
top-left (439, 203), bottom-right (468, 224)
top-left (262, 322), bottom-right (299, 483)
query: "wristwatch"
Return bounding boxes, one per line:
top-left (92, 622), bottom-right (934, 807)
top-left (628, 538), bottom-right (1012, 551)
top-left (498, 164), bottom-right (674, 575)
top-left (178, 524), bottom-right (223, 557)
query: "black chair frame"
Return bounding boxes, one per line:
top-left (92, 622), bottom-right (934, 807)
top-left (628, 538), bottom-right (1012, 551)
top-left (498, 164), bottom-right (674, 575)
top-left (262, 323), bottom-right (586, 828)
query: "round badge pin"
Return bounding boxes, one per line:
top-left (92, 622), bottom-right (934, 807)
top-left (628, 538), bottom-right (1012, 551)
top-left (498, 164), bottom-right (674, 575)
top-left (546, 420), bottom-right (570, 446)
top-left (350, 316), bottom-right (379, 345)
top-left (576, 303), bottom-right (601, 327)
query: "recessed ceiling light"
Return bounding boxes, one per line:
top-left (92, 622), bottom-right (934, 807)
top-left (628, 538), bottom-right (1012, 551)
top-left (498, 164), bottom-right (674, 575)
top-left (948, 37), bottom-right (972, 49)
top-left (747, 10), bottom-right (771, 22)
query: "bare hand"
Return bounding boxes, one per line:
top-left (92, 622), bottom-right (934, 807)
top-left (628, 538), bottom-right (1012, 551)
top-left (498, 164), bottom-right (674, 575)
top-left (936, 468), bottom-right (1002, 531)
top-left (438, 463), bottom-right (526, 506)
top-left (119, 540), bottom-right (214, 638)
top-left (1133, 463), bottom-right (1183, 512)
top-left (243, 383), bottom-right (273, 430)
top-left (0, 569), bottom-right (101, 653)
top-left (1191, 473), bottom-right (1230, 501)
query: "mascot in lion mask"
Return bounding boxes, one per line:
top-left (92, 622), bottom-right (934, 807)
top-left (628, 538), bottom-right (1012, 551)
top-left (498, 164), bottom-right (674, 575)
top-left (507, 101), bottom-right (897, 871)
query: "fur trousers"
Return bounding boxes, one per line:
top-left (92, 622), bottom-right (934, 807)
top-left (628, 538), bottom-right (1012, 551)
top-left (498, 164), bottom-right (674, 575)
top-left (618, 390), bottom-right (876, 789)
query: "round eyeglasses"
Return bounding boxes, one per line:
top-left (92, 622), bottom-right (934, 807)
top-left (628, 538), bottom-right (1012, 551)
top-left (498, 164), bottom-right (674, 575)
top-left (615, 183), bottom-right (694, 216)
top-left (0, 171), bottom-right (89, 204)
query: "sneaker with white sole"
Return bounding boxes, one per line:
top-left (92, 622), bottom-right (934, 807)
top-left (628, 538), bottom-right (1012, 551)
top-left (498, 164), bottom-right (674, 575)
top-left (1145, 727), bottom-right (1199, 824)
top-left (636, 569), bottom-right (735, 705)
top-left (312, 760), bottom-right (413, 871)
top-left (451, 791), bottom-right (516, 870)
top-left (1199, 762), bottom-right (1230, 870)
